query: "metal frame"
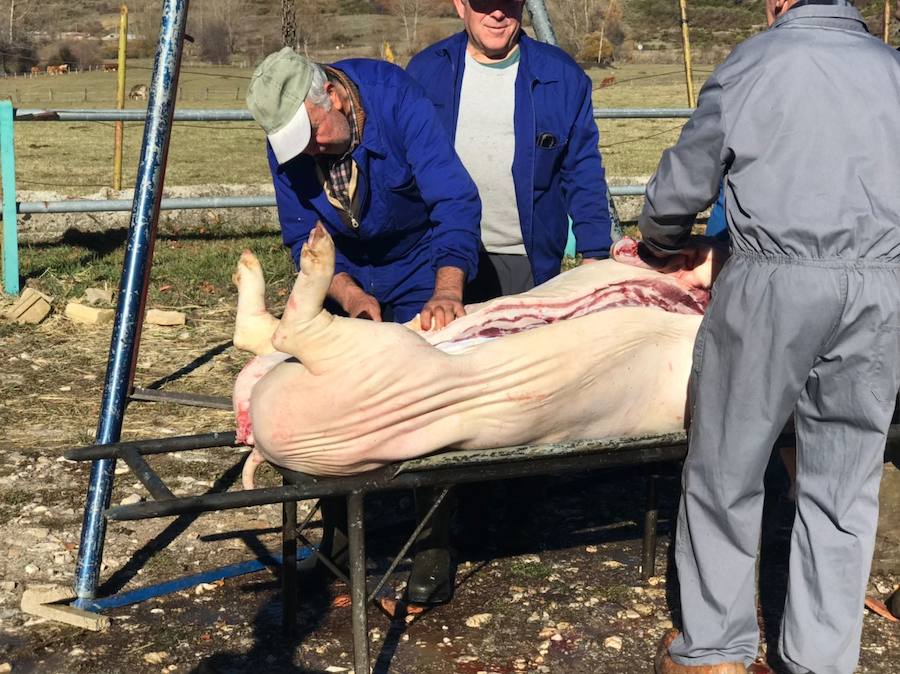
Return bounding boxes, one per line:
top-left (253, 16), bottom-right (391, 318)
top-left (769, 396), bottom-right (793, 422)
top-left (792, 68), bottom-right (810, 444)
top-left (65, 429), bottom-right (693, 670)
top-left (64, 427), bottom-right (900, 671)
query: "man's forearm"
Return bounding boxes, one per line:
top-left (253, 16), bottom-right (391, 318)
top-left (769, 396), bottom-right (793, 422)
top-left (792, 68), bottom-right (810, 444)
top-left (433, 266), bottom-right (465, 300)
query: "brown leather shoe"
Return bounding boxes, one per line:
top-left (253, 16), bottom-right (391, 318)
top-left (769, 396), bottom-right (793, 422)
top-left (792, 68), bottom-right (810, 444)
top-left (655, 630), bottom-right (748, 673)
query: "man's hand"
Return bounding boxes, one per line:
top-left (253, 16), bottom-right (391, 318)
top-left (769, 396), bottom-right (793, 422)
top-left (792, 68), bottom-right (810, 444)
top-left (343, 291), bottom-right (382, 321)
top-left (636, 241), bottom-right (690, 274)
top-left (329, 272), bottom-right (382, 321)
top-left (420, 266), bottom-right (466, 331)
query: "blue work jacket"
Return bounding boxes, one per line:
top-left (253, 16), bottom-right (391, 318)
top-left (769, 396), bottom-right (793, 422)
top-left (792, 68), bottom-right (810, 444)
top-left (267, 59), bottom-right (481, 318)
top-left (407, 32), bottom-right (613, 285)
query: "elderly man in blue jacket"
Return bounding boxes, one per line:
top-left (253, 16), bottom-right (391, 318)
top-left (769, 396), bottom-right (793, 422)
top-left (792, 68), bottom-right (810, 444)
top-left (407, 0), bottom-right (614, 302)
top-left (403, 0), bottom-right (615, 608)
top-left (247, 47), bottom-right (481, 329)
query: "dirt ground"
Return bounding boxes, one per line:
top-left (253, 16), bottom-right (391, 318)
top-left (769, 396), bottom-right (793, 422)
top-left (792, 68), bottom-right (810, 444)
top-left (0, 298), bottom-right (898, 674)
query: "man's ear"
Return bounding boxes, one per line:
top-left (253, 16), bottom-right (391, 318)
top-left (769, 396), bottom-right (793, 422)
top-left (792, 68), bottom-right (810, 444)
top-left (325, 81), bottom-right (342, 111)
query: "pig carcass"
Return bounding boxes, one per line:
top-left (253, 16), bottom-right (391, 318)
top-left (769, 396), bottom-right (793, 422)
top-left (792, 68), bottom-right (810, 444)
top-left (232, 225), bottom-right (719, 484)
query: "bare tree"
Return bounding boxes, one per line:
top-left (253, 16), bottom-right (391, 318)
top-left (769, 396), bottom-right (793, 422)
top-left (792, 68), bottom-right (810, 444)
top-left (379, 0), bottom-right (440, 55)
top-left (547, 0), bottom-right (624, 60)
top-left (295, 0), bottom-right (336, 58)
top-left (192, 0), bottom-right (242, 63)
top-left (7, 0), bottom-right (37, 44)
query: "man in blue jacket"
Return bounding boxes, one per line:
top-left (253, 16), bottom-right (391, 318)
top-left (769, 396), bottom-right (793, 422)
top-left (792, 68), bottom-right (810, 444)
top-left (407, 0), bottom-right (614, 302)
top-left (403, 0), bottom-right (615, 608)
top-left (247, 47), bottom-right (481, 329)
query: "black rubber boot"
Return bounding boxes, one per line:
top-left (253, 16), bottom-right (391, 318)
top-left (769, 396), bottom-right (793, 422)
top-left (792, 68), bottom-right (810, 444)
top-left (405, 486), bottom-right (456, 605)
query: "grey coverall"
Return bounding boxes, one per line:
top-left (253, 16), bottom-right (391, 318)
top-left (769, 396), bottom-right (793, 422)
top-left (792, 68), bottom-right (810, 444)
top-left (638, 4), bottom-right (900, 673)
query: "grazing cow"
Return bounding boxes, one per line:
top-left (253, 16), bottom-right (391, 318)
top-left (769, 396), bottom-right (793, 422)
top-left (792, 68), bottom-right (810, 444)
top-left (103, 62), bottom-right (118, 72)
top-left (599, 76), bottom-right (616, 88)
top-left (46, 65), bottom-right (60, 75)
top-left (30, 66), bottom-right (41, 76)
top-left (58, 64), bottom-right (69, 74)
top-left (128, 84), bottom-right (148, 101)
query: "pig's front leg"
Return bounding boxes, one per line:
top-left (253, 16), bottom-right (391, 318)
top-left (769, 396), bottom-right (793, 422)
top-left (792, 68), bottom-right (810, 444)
top-left (233, 250), bottom-right (280, 356)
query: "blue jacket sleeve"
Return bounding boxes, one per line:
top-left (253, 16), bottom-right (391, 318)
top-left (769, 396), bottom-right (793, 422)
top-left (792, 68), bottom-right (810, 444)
top-left (267, 145), bottom-right (354, 278)
top-left (395, 84), bottom-right (481, 281)
top-left (561, 72), bottom-right (613, 260)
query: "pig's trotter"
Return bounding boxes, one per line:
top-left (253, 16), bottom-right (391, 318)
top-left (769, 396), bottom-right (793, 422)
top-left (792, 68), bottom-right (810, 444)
top-left (273, 223), bottom-right (337, 351)
top-left (233, 250), bottom-right (279, 356)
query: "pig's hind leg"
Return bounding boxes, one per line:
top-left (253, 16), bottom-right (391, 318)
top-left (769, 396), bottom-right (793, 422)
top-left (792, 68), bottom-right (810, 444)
top-left (233, 250), bottom-right (279, 356)
top-left (271, 224), bottom-right (340, 368)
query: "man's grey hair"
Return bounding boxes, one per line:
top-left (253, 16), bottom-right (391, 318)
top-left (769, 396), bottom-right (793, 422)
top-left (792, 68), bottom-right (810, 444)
top-left (305, 63), bottom-right (332, 111)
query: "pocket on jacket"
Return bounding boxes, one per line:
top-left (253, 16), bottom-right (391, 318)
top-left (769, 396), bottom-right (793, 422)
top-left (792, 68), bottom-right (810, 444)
top-left (533, 135), bottom-right (567, 190)
top-left (385, 175), bottom-right (427, 231)
top-left (869, 324), bottom-right (900, 404)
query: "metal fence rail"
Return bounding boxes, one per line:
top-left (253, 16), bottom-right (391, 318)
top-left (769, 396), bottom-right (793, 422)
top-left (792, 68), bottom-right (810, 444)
top-left (13, 107), bottom-right (694, 122)
top-left (6, 107), bottom-right (691, 216)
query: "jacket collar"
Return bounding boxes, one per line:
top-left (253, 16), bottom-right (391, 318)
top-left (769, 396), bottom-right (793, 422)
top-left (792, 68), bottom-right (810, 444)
top-left (771, 1), bottom-right (868, 32)
top-left (330, 61), bottom-right (387, 158)
top-left (437, 30), bottom-right (558, 84)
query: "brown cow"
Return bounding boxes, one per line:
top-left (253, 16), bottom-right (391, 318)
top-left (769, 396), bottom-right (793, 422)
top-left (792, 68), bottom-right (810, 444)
top-left (30, 66), bottom-right (41, 76)
top-left (46, 65), bottom-right (60, 75)
top-left (599, 76), bottom-right (616, 88)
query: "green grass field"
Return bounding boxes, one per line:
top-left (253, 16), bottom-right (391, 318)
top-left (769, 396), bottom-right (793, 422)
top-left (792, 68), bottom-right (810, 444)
top-left (4, 60), bottom-right (713, 194)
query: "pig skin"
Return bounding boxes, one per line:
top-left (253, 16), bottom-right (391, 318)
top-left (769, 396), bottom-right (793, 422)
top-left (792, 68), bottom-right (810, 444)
top-left (234, 234), bottom-right (718, 480)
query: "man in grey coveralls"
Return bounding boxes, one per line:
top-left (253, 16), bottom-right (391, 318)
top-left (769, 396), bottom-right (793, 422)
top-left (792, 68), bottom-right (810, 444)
top-left (639, 1), bottom-right (900, 673)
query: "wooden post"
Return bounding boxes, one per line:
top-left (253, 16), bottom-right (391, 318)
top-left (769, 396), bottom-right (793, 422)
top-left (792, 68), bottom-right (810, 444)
top-left (113, 4), bottom-right (129, 191)
top-left (678, 0), bottom-right (696, 108)
top-left (885, 0), bottom-right (892, 44)
top-left (1, 100), bottom-right (20, 294)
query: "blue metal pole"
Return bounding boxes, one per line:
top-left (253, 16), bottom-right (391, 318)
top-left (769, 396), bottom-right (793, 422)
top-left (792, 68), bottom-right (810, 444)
top-left (0, 100), bottom-right (19, 295)
top-left (81, 551), bottom-right (310, 612)
top-left (73, 0), bottom-right (190, 608)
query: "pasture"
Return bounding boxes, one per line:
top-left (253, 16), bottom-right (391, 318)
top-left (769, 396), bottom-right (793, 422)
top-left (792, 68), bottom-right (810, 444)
top-left (1, 54), bottom-right (899, 674)
top-left (4, 61), bottom-right (710, 193)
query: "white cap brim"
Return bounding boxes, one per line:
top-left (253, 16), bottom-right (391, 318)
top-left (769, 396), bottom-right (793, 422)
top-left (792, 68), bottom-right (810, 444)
top-left (267, 102), bottom-right (311, 165)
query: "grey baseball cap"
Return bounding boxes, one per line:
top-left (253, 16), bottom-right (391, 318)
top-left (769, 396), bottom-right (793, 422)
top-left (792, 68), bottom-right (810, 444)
top-left (247, 47), bottom-right (315, 165)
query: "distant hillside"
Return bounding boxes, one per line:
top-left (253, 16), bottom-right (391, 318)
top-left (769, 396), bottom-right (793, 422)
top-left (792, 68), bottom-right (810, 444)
top-left (8, 0), bottom-right (897, 67)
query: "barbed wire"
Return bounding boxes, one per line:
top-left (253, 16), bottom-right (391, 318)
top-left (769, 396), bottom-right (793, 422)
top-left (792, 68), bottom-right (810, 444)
top-left (599, 124), bottom-right (685, 148)
top-left (592, 66), bottom-right (715, 90)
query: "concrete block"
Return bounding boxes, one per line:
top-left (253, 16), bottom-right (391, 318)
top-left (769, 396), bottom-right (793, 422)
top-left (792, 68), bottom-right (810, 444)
top-left (146, 308), bottom-right (186, 326)
top-left (65, 301), bottom-right (114, 324)
top-left (4, 288), bottom-right (52, 324)
top-left (20, 585), bottom-right (109, 631)
top-left (83, 287), bottom-right (113, 305)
